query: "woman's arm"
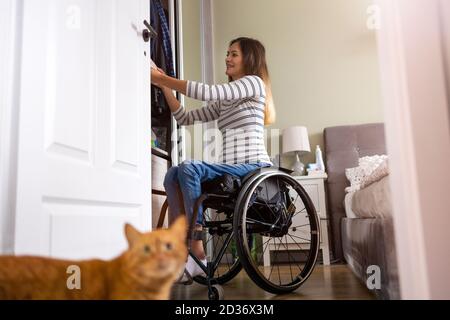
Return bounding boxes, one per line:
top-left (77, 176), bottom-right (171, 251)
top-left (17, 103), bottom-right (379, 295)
top-left (151, 68), bottom-right (265, 102)
top-left (159, 85), bottom-right (221, 126)
top-left (185, 75), bottom-right (266, 102)
top-left (152, 69), bottom-right (187, 95)
top-left (160, 86), bottom-right (182, 114)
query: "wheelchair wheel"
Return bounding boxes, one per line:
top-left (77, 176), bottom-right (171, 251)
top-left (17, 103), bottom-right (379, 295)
top-left (233, 171), bottom-right (320, 294)
top-left (193, 207), bottom-right (242, 286)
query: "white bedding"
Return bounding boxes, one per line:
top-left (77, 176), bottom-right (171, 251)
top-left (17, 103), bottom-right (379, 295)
top-left (343, 192), bottom-right (358, 219)
top-left (343, 155), bottom-right (391, 219)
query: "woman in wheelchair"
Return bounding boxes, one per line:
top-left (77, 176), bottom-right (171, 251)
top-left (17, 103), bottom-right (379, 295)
top-left (151, 38), bottom-right (320, 299)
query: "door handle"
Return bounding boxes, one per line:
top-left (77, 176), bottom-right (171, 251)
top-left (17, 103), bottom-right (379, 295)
top-left (143, 20), bottom-right (157, 42)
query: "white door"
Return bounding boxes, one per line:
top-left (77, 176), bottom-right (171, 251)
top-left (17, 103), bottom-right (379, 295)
top-left (14, 0), bottom-right (151, 260)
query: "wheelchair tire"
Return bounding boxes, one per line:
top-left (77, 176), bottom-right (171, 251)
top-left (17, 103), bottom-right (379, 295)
top-left (193, 261), bottom-right (242, 286)
top-left (208, 284), bottom-right (225, 300)
top-left (233, 171), bottom-right (320, 294)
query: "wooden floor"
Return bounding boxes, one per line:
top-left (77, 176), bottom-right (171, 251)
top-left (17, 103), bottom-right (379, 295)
top-left (171, 264), bottom-right (375, 300)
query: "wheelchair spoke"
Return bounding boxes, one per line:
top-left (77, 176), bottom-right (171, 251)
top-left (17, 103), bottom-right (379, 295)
top-left (284, 236), bottom-right (294, 282)
top-left (292, 206), bottom-right (307, 219)
top-left (288, 233), bottom-right (313, 263)
top-left (252, 237), bottom-right (272, 253)
top-left (279, 237), bottom-right (304, 273)
top-left (290, 223), bottom-right (310, 229)
top-left (288, 234), bottom-right (311, 242)
top-left (224, 239), bottom-right (232, 271)
top-left (262, 238), bottom-right (271, 258)
top-left (249, 199), bottom-right (277, 222)
top-left (260, 195), bottom-right (278, 219)
top-left (272, 238), bottom-right (284, 285)
top-left (190, 193), bottom-right (244, 286)
top-left (249, 178), bottom-right (280, 221)
top-left (216, 237), bottom-right (222, 278)
top-left (204, 209), bottom-right (211, 221)
top-left (245, 217), bottom-right (276, 229)
top-left (287, 191), bottom-right (307, 217)
top-left (286, 234), bottom-right (305, 250)
top-left (267, 238), bottom-right (280, 284)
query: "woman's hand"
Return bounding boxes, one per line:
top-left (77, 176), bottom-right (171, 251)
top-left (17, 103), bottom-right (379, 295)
top-left (150, 67), bottom-right (187, 95)
top-left (151, 67), bottom-right (167, 88)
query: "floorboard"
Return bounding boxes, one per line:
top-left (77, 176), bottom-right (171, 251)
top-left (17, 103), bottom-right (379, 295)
top-left (171, 264), bottom-right (375, 300)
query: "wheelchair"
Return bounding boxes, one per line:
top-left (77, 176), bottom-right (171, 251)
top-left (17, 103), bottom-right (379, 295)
top-left (157, 166), bottom-right (320, 300)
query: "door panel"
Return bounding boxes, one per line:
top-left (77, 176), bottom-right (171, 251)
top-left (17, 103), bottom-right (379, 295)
top-left (44, 0), bottom-right (96, 162)
top-left (45, 200), bottom-right (141, 259)
top-left (15, 0), bottom-right (151, 259)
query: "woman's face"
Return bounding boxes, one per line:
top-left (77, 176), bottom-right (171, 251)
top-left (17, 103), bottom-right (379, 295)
top-left (225, 42), bottom-right (245, 80)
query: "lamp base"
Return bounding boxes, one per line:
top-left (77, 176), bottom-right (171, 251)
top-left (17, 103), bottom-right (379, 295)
top-left (291, 153), bottom-right (305, 176)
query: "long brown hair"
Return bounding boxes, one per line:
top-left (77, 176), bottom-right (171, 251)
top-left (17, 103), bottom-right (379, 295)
top-left (228, 37), bottom-right (276, 125)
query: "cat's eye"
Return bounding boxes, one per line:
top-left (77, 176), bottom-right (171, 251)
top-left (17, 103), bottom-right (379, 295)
top-left (165, 243), bottom-right (173, 251)
top-left (143, 245), bottom-right (151, 254)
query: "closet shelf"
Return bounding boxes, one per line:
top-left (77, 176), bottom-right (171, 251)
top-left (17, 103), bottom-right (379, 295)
top-left (151, 146), bottom-right (170, 161)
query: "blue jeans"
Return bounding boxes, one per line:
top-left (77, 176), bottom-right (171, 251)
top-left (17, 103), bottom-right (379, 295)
top-left (163, 160), bottom-right (272, 225)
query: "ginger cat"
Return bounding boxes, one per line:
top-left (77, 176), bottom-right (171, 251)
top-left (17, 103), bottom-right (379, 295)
top-left (0, 216), bottom-right (187, 300)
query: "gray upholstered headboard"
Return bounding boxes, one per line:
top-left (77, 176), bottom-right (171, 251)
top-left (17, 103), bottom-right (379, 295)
top-left (323, 123), bottom-right (386, 261)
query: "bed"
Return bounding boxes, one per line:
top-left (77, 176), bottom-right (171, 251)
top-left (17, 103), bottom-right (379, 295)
top-left (323, 123), bottom-right (400, 299)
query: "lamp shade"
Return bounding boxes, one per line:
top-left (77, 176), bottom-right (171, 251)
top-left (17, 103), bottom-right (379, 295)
top-left (282, 126), bottom-right (311, 155)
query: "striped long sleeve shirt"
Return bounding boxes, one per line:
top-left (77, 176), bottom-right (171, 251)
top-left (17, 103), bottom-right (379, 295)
top-left (172, 75), bottom-right (273, 165)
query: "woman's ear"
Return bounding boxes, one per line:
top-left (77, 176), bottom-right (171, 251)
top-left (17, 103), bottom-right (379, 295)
top-left (124, 223), bottom-right (142, 247)
top-left (170, 216), bottom-right (188, 242)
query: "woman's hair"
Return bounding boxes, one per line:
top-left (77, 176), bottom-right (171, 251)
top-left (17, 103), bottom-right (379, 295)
top-left (228, 37), bottom-right (276, 125)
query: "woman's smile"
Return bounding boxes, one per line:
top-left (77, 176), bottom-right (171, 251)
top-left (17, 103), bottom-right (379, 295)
top-left (225, 42), bottom-right (244, 80)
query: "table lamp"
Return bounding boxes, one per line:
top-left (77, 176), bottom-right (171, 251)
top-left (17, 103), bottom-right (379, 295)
top-left (282, 126), bottom-right (311, 175)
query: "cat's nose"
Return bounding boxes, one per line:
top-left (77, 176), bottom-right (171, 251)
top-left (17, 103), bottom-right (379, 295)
top-left (157, 260), bottom-right (169, 270)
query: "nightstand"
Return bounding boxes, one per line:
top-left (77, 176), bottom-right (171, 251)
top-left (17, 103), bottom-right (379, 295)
top-left (262, 172), bottom-right (331, 266)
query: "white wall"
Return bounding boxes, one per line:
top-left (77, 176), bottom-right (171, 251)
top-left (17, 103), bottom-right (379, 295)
top-left (211, 0), bottom-right (384, 166)
top-left (0, 0), bottom-right (22, 254)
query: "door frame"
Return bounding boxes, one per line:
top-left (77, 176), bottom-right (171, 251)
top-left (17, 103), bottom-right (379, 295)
top-left (376, 0), bottom-right (450, 299)
top-left (200, 0), bottom-right (216, 162)
top-left (0, 0), bottom-right (23, 254)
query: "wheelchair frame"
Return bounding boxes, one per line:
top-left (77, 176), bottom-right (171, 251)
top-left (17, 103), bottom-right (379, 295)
top-left (157, 166), bottom-right (320, 300)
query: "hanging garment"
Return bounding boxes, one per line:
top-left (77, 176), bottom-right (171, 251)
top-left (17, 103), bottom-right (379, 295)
top-left (150, 0), bottom-right (176, 153)
top-left (151, 0), bottom-right (175, 77)
top-left (150, 2), bottom-right (162, 67)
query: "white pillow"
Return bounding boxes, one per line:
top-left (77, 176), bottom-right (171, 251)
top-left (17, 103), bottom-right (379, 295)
top-left (345, 166), bottom-right (365, 192)
top-left (358, 155), bottom-right (388, 176)
top-left (345, 155), bottom-right (388, 193)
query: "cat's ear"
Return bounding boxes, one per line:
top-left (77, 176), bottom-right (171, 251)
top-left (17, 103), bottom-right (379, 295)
top-left (125, 223), bottom-right (142, 247)
top-left (170, 216), bottom-right (188, 242)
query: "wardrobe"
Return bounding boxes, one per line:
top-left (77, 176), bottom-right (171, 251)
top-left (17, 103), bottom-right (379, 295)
top-left (149, 0), bottom-right (184, 229)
